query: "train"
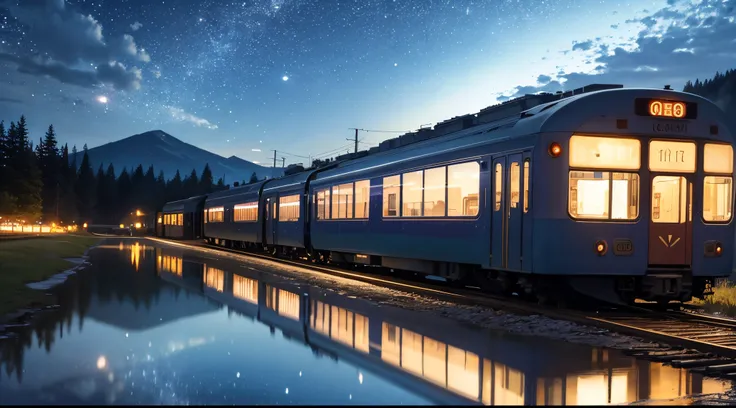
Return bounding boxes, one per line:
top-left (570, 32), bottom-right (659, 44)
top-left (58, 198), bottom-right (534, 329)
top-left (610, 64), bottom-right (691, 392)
top-left (138, 243), bottom-right (731, 405)
top-left (156, 84), bottom-right (735, 305)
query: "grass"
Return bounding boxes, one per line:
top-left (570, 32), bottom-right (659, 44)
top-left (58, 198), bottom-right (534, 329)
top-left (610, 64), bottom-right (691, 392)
top-left (0, 234), bottom-right (101, 318)
top-left (689, 279), bottom-right (736, 316)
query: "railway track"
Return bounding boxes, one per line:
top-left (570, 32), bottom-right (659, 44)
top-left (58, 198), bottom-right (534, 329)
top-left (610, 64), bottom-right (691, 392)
top-left (146, 236), bottom-right (736, 379)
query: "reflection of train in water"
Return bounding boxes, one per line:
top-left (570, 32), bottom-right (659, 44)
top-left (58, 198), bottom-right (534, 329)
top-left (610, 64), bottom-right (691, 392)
top-left (157, 86), bottom-right (736, 305)
top-left (138, 243), bottom-right (733, 405)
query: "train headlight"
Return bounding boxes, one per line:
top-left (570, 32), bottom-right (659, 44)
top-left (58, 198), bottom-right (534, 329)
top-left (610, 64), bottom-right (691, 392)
top-left (595, 240), bottom-right (608, 256)
top-left (705, 241), bottom-right (724, 257)
top-left (716, 243), bottom-right (723, 256)
top-left (548, 142), bottom-right (562, 158)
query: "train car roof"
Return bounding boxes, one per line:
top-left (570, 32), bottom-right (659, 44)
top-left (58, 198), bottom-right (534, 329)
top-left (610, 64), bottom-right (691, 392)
top-left (262, 168), bottom-right (321, 193)
top-left (311, 87), bottom-right (731, 183)
top-left (162, 195), bottom-right (207, 212)
top-left (205, 180), bottom-right (267, 201)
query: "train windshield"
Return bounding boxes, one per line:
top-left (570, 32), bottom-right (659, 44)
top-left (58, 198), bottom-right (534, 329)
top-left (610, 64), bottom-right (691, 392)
top-left (568, 135), bottom-right (641, 220)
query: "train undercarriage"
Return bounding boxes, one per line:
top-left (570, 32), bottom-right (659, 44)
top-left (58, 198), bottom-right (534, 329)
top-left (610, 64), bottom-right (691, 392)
top-left (205, 237), bottom-right (717, 307)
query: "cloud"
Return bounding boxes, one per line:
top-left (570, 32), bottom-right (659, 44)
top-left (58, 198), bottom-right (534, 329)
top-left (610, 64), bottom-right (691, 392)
top-left (537, 74), bottom-right (552, 84)
top-left (166, 107), bottom-right (219, 130)
top-left (130, 21), bottom-right (143, 31)
top-left (0, 54), bottom-right (143, 91)
top-left (2, 0), bottom-right (149, 90)
top-left (504, 0), bottom-right (736, 98)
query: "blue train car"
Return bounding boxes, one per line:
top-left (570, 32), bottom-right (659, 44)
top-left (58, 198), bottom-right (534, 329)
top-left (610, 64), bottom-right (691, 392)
top-left (260, 170), bottom-right (318, 252)
top-left (158, 195), bottom-right (207, 240)
top-left (309, 88), bottom-right (735, 303)
top-left (203, 181), bottom-right (266, 248)
top-left (165, 84), bottom-right (735, 303)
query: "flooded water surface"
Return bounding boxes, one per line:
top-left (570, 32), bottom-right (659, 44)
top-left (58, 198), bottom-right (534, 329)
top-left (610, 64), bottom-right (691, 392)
top-left (0, 239), bottom-right (733, 405)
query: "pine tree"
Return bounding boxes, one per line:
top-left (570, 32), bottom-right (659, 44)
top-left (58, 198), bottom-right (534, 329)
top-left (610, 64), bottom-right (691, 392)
top-left (116, 168), bottom-right (132, 220)
top-left (249, 172), bottom-right (258, 184)
top-left (59, 143), bottom-right (78, 222)
top-left (37, 125), bottom-right (61, 221)
top-left (75, 145), bottom-right (96, 220)
top-left (183, 168), bottom-right (199, 197)
top-left (199, 164), bottom-right (213, 194)
top-left (155, 170), bottom-right (166, 209)
top-left (0, 120), bottom-right (17, 216)
top-left (167, 170), bottom-right (183, 201)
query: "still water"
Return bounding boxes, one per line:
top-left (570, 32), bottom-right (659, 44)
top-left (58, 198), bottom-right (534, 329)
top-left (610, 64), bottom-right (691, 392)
top-left (0, 239), bottom-right (733, 405)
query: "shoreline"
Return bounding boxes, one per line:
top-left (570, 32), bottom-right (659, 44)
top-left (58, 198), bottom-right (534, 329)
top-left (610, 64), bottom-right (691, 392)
top-left (0, 240), bottom-right (100, 331)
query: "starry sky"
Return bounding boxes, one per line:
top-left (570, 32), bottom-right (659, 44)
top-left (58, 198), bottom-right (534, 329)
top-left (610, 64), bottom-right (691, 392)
top-left (0, 0), bottom-right (734, 167)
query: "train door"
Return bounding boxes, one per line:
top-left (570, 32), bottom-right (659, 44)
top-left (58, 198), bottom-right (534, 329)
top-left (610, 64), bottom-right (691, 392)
top-left (648, 174), bottom-right (693, 266)
top-left (506, 153), bottom-right (523, 271)
top-left (264, 197), bottom-right (277, 247)
top-left (491, 157), bottom-right (506, 268)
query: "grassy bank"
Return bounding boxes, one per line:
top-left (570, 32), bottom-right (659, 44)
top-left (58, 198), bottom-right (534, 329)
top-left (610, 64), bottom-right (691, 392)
top-left (689, 280), bottom-right (736, 316)
top-left (0, 235), bottom-right (101, 318)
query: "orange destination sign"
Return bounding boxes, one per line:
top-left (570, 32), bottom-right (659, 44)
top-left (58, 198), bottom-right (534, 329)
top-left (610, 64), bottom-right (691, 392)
top-left (648, 100), bottom-right (686, 118)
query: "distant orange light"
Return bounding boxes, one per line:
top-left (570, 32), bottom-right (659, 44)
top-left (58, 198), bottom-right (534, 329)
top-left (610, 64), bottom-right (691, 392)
top-left (135, 222), bottom-right (142, 229)
top-left (83, 223), bottom-right (88, 229)
top-left (119, 224), bottom-right (125, 229)
top-left (649, 100), bottom-right (686, 118)
top-left (549, 142), bottom-right (562, 158)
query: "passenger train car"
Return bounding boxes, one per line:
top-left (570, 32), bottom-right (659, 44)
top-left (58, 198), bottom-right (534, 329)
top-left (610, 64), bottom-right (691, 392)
top-left (157, 86), bottom-right (735, 304)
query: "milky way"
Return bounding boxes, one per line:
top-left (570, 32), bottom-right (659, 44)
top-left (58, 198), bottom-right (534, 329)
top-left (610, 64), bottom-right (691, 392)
top-left (0, 0), bottom-right (733, 165)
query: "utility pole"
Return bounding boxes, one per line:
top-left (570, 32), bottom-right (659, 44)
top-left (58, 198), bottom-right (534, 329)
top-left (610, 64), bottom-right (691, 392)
top-left (347, 128), bottom-right (359, 154)
top-left (281, 157), bottom-right (285, 167)
top-left (272, 150), bottom-right (277, 168)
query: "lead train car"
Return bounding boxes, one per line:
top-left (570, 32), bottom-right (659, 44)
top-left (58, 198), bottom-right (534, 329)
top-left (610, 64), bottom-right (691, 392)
top-left (168, 87), bottom-right (735, 304)
top-left (159, 195), bottom-right (207, 240)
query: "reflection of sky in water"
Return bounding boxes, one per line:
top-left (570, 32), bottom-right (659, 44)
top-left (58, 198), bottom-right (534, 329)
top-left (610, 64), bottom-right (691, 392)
top-left (1, 301), bottom-right (430, 405)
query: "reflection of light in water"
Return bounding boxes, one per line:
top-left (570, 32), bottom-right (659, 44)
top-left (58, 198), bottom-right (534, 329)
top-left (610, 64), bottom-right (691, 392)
top-left (204, 266), bottom-right (225, 292)
top-left (285, 388), bottom-right (289, 394)
top-left (233, 274), bottom-right (258, 304)
top-left (97, 356), bottom-right (108, 370)
top-left (359, 372), bottom-right (363, 384)
top-left (266, 285), bottom-right (300, 320)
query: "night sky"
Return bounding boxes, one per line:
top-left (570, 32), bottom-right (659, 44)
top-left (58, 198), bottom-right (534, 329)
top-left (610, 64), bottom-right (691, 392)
top-left (0, 0), bottom-right (734, 166)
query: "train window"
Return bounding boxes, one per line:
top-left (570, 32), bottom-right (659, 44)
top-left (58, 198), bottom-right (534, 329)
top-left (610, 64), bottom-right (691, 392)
top-left (402, 170), bottom-right (423, 217)
top-left (316, 190), bottom-right (330, 220)
top-left (510, 162), bottom-right (520, 208)
top-left (278, 194), bottom-right (300, 222)
top-left (423, 166), bottom-right (446, 216)
top-left (332, 183), bottom-right (354, 219)
top-left (523, 160), bottom-right (530, 213)
top-left (569, 172), bottom-right (639, 220)
top-left (652, 176), bottom-right (686, 223)
top-left (355, 180), bottom-right (370, 219)
top-left (383, 175), bottom-right (400, 217)
top-left (207, 207), bottom-right (224, 223)
top-left (703, 176), bottom-right (733, 222)
top-left (234, 202), bottom-right (258, 222)
top-left (704, 144), bottom-right (734, 174)
top-left (448, 162), bottom-right (480, 216)
top-left (494, 163), bottom-right (502, 211)
top-left (177, 213), bottom-right (183, 226)
top-left (649, 140), bottom-right (696, 173)
top-left (570, 135), bottom-right (640, 170)
top-left (203, 209), bottom-right (208, 224)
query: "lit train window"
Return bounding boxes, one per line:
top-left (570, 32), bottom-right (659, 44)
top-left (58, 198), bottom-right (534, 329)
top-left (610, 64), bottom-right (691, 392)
top-left (494, 163), bottom-right (502, 211)
top-left (332, 183), bottom-right (354, 219)
top-left (278, 194), bottom-right (300, 222)
top-left (383, 175), bottom-right (400, 217)
top-left (703, 176), bottom-right (733, 222)
top-left (510, 162), bottom-right (520, 208)
top-left (704, 144), bottom-right (734, 174)
top-left (177, 214), bottom-right (183, 226)
top-left (207, 207), bottom-right (224, 223)
top-left (316, 189), bottom-right (330, 219)
top-left (448, 162), bottom-right (479, 216)
top-left (523, 160), bottom-right (530, 213)
top-left (402, 170), bottom-right (423, 217)
top-left (423, 167), bottom-right (446, 216)
top-left (569, 172), bottom-right (639, 220)
top-left (233, 202), bottom-right (258, 222)
top-left (569, 136), bottom-right (640, 170)
top-left (355, 180), bottom-right (370, 219)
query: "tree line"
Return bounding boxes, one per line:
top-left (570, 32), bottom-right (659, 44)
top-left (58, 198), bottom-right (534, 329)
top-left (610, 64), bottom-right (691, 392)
top-left (0, 115), bottom-right (252, 225)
